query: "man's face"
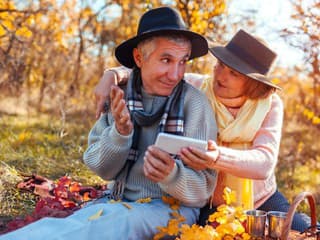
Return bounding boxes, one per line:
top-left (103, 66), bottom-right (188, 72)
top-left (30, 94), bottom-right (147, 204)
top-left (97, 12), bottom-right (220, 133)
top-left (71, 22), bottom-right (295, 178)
top-left (133, 37), bottom-right (191, 96)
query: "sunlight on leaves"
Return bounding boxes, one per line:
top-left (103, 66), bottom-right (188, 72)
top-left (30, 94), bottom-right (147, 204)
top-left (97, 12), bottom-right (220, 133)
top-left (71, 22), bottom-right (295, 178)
top-left (17, 131), bottom-right (32, 143)
top-left (16, 26), bottom-right (33, 38)
top-left (2, 19), bottom-right (15, 31)
top-left (180, 224), bottom-right (218, 240)
top-left (0, 25), bottom-right (6, 36)
top-left (222, 187), bottom-right (236, 205)
top-left (154, 188), bottom-right (248, 239)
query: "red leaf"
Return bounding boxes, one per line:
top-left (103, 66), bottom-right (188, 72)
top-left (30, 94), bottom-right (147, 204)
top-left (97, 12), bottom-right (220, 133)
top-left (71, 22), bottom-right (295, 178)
top-left (57, 176), bottom-right (71, 187)
top-left (1, 175), bottom-right (107, 235)
top-left (69, 182), bottom-right (81, 193)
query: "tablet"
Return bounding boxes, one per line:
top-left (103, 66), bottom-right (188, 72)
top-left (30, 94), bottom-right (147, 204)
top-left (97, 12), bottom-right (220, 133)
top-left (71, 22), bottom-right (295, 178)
top-left (154, 132), bottom-right (207, 155)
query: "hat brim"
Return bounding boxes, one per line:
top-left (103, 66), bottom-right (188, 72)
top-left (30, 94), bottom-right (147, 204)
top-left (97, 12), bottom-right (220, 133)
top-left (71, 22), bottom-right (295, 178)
top-left (115, 29), bottom-right (208, 68)
top-left (209, 46), bottom-right (281, 90)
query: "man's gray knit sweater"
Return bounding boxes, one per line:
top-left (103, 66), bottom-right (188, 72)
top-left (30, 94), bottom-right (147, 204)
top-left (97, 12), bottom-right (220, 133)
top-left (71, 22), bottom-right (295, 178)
top-left (83, 84), bottom-right (218, 208)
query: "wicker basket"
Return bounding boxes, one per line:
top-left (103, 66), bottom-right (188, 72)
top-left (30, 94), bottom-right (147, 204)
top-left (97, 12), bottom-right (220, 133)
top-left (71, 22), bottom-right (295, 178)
top-left (281, 191), bottom-right (319, 240)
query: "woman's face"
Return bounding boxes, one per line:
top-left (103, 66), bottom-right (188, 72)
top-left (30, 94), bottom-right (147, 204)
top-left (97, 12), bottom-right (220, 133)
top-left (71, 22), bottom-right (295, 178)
top-left (213, 61), bottom-right (249, 98)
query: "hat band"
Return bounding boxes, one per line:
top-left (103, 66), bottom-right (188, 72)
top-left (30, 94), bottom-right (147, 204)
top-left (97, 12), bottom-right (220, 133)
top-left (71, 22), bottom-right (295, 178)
top-left (139, 26), bottom-right (188, 35)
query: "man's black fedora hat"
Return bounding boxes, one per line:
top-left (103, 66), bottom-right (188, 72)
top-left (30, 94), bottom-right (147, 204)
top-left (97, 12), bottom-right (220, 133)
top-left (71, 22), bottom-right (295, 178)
top-left (115, 7), bottom-right (208, 68)
top-left (209, 29), bottom-right (281, 89)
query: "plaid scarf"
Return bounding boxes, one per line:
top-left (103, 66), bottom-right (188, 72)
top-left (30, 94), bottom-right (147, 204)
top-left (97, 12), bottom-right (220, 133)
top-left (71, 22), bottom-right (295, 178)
top-left (111, 68), bottom-right (186, 200)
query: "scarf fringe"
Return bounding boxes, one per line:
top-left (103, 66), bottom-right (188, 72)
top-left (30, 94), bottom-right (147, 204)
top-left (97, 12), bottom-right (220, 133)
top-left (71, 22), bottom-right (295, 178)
top-left (110, 164), bottom-right (130, 200)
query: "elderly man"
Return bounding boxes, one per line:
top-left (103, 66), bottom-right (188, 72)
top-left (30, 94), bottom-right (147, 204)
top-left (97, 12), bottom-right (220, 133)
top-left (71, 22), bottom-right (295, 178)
top-left (0, 7), bottom-right (217, 240)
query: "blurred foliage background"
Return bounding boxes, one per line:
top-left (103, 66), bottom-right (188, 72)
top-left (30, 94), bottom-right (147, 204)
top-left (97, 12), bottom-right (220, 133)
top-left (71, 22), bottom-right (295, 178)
top-left (0, 0), bottom-right (319, 221)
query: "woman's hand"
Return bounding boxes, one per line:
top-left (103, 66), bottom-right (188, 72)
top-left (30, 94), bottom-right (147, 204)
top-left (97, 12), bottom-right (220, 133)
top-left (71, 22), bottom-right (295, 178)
top-left (110, 86), bottom-right (133, 136)
top-left (94, 70), bottom-right (118, 119)
top-left (179, 140), bottom-right (219, 170)
top-left (143, 145), bottom-right (175, 182)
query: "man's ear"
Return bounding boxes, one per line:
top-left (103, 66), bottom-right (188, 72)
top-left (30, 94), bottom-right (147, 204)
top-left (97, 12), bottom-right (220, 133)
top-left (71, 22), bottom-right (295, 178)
top-left (133, 48), bottom-right (142, 67)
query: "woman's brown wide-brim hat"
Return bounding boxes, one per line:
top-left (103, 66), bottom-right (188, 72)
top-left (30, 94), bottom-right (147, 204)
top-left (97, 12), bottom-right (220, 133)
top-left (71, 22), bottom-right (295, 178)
top-left (115, 7), bottom-right (208, 68)
top-left (209, 29), bottom-right (281, 90)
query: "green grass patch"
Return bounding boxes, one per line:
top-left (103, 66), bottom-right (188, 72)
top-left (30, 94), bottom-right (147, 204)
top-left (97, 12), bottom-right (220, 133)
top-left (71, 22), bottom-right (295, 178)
top-left (0, 113), bottom-right (106, 217)
top-left (0, 112), bottom-right (319, 222)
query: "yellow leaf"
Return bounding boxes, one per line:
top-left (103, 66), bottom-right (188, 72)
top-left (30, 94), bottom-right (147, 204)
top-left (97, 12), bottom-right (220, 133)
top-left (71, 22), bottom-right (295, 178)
top-left (82, 7), bottom-right (93, 18)
top-left (18, 131), bottom-right (31, 142)
top-left (26, 16), bottom-right (35, 26)
top-left (272, 77), bottom-right (280, 85)
top-left (312, 116), bottom-right (320, 125)
top-left (135, 197), bottom-right (152, 203)
top-left (16, 27), bottom-right (32, 38)
top-left (162, 195), bottom-right (180, 207)
top-left (170, 204), bottom-right (180, 211)
top-left (222, 187), bottom-right (236, 205)
top-left (122, 202), bottom-right (132, 209)
top-left (88, 209), bottom-right (103, 221)
top-left (166, 219), bottom-right (180, 235)
top-left (0, 25), bottom-right (6, 37)
top-left (66, 25), bottom-right (76, 35)
top-left (242, 232), bottom-right (251, 240)
top-left (2, 19), bottom-right (15, 31)
top-left (156, 187), bottom-right (249, 239)
top-left (153, 231), bottom-right (167, 240)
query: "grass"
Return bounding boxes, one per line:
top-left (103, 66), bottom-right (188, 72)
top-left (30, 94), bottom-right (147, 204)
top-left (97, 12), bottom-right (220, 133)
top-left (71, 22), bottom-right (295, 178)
top-left (277, 118), bottom-right (320, 222)
top-left (0, 112), bottom-right (105, 218)
top-left (0, 111), bottom-right (319, 222)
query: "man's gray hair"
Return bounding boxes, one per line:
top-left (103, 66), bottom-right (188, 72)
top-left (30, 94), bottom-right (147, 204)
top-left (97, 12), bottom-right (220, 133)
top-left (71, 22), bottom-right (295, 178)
top-left (136, 34), bottom-right (191, 60)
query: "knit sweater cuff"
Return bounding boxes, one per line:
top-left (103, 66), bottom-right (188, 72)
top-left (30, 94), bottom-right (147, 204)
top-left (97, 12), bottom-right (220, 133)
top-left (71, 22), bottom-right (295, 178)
top-left (108, 124), bottom-right (133, 146)
top-left (158, 163), bottom-right (178, 190)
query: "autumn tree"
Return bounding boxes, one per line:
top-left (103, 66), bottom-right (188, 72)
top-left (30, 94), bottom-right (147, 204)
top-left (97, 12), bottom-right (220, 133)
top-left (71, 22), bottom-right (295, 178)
top-left (0, 0), bottom-right (227, 113)
top-left (0, 0), bottom-right (117, 112)
top-left (0, 0), bottom-right (47, 95)
top-left (274, 0), bottom-right (320, 211)
top-left (281, 0), bottom-right (320, 117)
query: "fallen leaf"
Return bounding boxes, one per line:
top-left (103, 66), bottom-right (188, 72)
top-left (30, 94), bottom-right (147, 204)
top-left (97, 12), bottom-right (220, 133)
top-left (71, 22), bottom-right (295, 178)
top-left (83, 192), bottom-right (91, 202)
top-left (69, 182), bottom-right (81, 192)
top-left (135, 197), bottom-right (151, 203)
top-left (108, 199), bottom-right (121, 203)
top-left (122, 202), bottom-right (132, 209)
top-left (88, 209), bottom-right (103, 221)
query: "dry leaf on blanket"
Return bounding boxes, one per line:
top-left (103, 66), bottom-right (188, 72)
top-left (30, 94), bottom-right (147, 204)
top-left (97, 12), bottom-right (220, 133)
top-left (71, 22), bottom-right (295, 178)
top-left (88, 209), bottom-right (103, 221)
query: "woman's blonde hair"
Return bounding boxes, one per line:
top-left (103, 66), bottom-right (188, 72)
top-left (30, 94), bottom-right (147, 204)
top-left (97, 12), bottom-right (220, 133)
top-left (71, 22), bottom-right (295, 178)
top-left (244, 77), bottom-right (276, 99)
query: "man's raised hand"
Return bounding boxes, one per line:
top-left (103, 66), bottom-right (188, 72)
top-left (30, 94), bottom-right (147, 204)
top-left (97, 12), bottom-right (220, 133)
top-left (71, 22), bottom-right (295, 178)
top-left (110, 86), bottom-right (133, 136)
